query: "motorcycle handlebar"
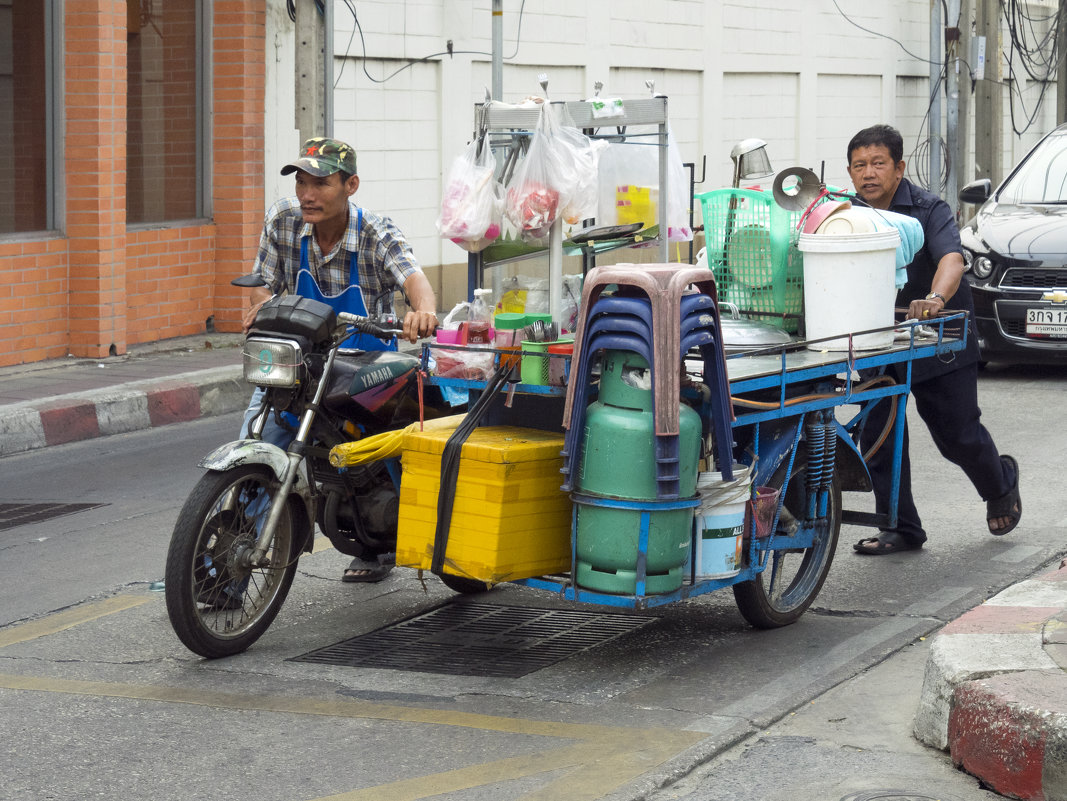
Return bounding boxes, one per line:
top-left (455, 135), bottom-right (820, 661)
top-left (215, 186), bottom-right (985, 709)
top-left (336, 311), bottom-right (404, 340)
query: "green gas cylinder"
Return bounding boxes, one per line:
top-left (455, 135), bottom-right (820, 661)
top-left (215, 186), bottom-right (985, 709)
top-left (575, 350), bottom-right (701, 594)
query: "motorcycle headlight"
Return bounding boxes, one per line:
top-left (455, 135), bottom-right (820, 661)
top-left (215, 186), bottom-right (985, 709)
top-left (243, 337), bottom-right (303, 387)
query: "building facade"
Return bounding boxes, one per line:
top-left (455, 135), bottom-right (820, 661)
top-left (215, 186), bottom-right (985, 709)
top-left (0, 0), bottom-right (1056, 366)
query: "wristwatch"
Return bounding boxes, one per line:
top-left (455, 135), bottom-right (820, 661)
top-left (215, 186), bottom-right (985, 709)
top-left (925, 292), bottom-right (946, 304)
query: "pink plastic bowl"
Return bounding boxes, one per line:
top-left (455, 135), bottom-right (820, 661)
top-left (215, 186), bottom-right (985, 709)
top-left (801, 199), bottom-right (851, 234)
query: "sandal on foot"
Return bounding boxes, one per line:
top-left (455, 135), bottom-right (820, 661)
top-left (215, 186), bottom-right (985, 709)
top-left (853, 530), bottom-right (924, 555)
top-left (987, 454), bottom-right (1021, 536)
top-left (342, 557), bottom-right (394, 583)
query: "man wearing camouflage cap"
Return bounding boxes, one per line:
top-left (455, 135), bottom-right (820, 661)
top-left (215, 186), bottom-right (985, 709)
top-left (241, 137), bottom-right (438, 582)
top-left (243, 137), bottom-right (438, 345)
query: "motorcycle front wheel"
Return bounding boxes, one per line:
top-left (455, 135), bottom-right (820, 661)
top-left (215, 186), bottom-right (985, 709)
top-left (165, 465), bottom-right (301, 658)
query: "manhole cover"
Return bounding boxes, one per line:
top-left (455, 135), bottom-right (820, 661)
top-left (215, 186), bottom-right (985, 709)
top-left (291, 602), bottom-right (656, 677)
top-left (0, 502), bottom-right (108, 532)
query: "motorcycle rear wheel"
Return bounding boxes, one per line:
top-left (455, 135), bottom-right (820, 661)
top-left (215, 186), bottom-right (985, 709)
top-left (732, 448), bottom-right (841, 629)
top-left (165, 465), bottom-right (301, 658)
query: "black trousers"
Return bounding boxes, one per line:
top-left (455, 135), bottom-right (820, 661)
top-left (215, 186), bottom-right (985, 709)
top-left (859, 362), bottom-right (1011, 544)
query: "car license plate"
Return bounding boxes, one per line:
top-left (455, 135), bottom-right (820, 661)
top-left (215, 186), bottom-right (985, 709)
top-left (1026, 307), bottom-right (1067, 337)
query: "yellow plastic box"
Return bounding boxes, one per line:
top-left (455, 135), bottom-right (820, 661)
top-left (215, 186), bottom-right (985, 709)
top-left (395, 426), bottom-right (573, 583)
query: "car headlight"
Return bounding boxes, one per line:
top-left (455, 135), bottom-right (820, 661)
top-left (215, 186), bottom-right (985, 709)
top-left (971, 255), bottom-right (995, 279)
top-left (243, 337), bottom-right (303, 387)
top-left (963, 247), bottom-right (995, 280)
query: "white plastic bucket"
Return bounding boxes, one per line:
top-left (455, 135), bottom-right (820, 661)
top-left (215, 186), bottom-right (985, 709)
top-left (690, 463), bottom-right (752, 580)
top-left (798, 230), bottom-right (900, 351)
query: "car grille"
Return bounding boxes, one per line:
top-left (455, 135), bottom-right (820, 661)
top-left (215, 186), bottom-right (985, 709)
top-left (1000, 268), bottom-right (1067, 290)
top-left (1002, 319), bottom-right (1027, 336)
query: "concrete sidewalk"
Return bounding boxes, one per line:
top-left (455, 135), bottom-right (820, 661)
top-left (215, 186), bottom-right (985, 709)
top-left (0, 335), bottom-right (1064, 800)
top-left (0, 333), bottom-right (247, 458)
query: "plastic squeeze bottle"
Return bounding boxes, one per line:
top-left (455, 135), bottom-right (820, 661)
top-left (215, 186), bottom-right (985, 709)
top-left (466, 288), bottom-right (493, 345)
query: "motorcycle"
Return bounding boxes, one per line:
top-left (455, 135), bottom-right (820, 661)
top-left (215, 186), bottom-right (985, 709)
top-left (164, 292), bottom-right (456, 658)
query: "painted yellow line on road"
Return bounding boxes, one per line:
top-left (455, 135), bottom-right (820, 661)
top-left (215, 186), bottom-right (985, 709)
top-left (0, 670), bottom-right (704, 800)
top-left (0, 595), bottom-right (151, 650)
top-left (0, 596), bottom-right (706, 799)
top-left (0, 671), bottom-right (642, 740)
top-left (313, 742), bottom-right (598, 801)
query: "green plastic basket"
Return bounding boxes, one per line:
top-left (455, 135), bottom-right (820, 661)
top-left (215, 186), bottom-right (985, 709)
top-left (696, 188), bottom-right (804, 332)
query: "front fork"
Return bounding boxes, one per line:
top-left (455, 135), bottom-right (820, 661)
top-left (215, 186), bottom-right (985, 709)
top-left (241, 345), bottom-right (343, 569)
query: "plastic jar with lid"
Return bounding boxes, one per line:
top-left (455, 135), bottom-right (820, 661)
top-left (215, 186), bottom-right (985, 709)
top-left (493, 312), bottom-right (526, 369)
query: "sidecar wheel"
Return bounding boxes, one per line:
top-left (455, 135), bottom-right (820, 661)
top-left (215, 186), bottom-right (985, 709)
top-left (165, 465), bottom-right (302, 658)
top-left (732, 448), bottom-right (841, 629)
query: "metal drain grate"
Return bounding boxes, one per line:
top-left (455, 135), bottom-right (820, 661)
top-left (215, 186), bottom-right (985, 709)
top-left (0, 502), bottom-right (108, 532)
top-left (292, 602), bottom-right (656, 678)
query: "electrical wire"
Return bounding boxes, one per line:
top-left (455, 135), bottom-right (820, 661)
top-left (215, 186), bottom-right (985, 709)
top-left (831, 0), bottom-right (943, 66)
top-left (998, 0), bottom-right (1062, 136)
top-left (335, 0), bottom-right (528, 87)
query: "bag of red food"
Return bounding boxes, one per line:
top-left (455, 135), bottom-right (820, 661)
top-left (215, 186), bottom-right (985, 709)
top-left (436, 133), bottom-right (503, 253)
top-left (505, 103), bottom-right (568, 242)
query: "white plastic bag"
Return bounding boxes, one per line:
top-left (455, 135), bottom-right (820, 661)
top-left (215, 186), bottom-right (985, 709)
top-left (437, 136), bottom-right (503, 253)
top-left (595, 126), bottom-right (693, 242)
top-left (553, 107), bottom-right (605, 226)
top-left (505, 104), bottom-right (567, 242)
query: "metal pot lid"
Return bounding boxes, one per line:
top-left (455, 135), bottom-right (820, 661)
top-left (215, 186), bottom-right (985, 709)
top-left (718, 303), bottom-right (795, 347)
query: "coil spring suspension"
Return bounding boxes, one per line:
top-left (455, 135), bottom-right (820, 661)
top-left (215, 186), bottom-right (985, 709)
top-left (805, 416), bottom-right (826, 492)
top-left (804, 411), bottom-right (837, 492)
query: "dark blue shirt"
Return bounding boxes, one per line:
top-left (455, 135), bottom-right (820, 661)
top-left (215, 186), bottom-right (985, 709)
top-left (885, 178), bottom-right (979, 377)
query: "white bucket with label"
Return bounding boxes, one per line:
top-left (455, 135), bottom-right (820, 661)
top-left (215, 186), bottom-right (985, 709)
top-left (690, 463), bottom-right (752, 580)
top-left (798, 230), bottom-right (900, 351)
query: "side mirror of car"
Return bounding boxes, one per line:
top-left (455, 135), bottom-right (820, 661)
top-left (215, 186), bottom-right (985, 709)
top-left (959, 179), bottom-right (992, 205)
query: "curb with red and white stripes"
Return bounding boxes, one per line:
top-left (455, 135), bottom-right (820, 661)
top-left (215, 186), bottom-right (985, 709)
top-left (914, 562), bottom-right (1067, 800)
top-left (0, 366), bottom-right (247, 458)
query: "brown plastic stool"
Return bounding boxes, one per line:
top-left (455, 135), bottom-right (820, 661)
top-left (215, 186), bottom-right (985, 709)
top-left (563, 263), bottom-right (722, 436)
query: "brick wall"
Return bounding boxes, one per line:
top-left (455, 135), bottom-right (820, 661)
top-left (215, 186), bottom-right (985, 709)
top-left (0, 0), bottom-right (261, 367)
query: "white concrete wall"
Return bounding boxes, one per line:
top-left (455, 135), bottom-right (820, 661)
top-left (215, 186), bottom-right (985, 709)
top-left (262, 0), bottom-right (1060, 287)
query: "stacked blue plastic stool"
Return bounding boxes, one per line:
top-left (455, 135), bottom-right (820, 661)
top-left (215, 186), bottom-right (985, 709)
top-left (560, 264), bottom-right (735, 500)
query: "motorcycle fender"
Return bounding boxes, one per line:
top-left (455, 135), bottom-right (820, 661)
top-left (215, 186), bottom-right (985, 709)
top-left (833, 420), bottom-right (872, 492)
top-left (198, 439), bottom-right (315, 516)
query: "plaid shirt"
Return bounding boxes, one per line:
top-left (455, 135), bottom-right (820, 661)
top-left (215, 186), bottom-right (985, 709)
top-left (253, 197), bottom-right (422, 316)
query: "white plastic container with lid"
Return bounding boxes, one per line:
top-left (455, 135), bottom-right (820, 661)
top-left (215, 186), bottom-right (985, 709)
top-left (798, 229), bottom-right (900, 351)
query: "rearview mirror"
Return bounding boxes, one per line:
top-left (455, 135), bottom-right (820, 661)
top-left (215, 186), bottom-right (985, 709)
top-left (231, 273), bottom-right (268, 288)
top-left (959, 179), bottom-right (992, 205)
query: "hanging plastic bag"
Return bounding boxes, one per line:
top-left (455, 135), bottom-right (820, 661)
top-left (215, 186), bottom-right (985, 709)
top-left (505, 103), bottom-right (566, 242)
top-left (436, 135), bottom-right (503, 253)
top-left (665, 128), bottom-right (693, 242)
top-left (595, 125), bottom-right (693, 242)
top-left (553, 107), bottom-right (606, 226)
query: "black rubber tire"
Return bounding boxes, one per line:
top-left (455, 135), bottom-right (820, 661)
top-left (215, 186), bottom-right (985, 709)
top-left (732, 450), bottom-right (841, 629)
top-left (438, 573), bottom-right (492, 594)
top-left (165, 466), bottom-right (301, 658)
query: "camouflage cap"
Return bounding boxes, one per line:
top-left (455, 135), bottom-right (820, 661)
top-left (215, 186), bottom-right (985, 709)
top-left (281, 137), bottom-right (357, 177)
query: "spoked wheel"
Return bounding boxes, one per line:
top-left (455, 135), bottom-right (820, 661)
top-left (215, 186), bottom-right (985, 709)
top-left (732, 448), bottom-right (841, 628)
top-left (165, 465), bottom-right (302, 658)
top-left (438, 573), bottom-right (492, 594)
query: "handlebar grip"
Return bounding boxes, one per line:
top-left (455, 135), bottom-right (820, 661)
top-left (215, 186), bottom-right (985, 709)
top-left (336, 312), bottom-right (403, 340)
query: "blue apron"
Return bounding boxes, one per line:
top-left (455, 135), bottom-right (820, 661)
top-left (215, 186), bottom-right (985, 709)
top-left (295, 208), bottom-right (396, 352)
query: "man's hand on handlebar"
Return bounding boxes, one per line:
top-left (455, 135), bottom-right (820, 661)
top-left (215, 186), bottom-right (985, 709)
top-left (402, 309), bottom-right (438, 343)
top-left (243, 286), bottom-right (275, 333)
